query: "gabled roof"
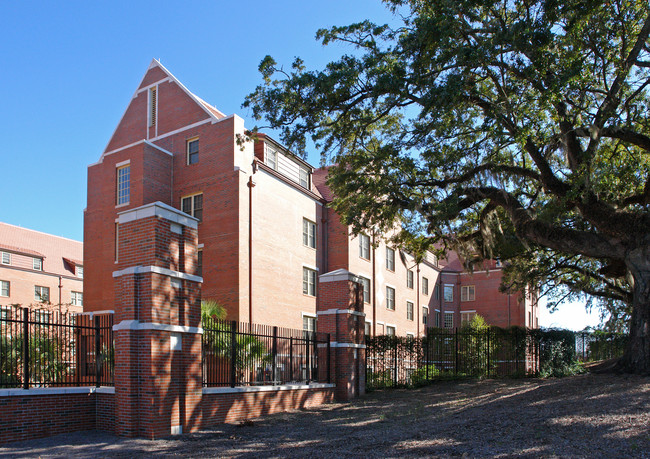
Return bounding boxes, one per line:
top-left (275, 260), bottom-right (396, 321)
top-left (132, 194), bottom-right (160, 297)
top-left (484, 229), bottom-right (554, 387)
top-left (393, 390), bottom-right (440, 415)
top-left (0, 222), bottom-right (83, 278)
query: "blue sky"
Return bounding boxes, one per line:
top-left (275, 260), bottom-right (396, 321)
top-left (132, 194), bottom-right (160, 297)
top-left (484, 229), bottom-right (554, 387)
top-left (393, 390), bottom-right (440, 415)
top-left (0, 1), bottom-right (600, 329)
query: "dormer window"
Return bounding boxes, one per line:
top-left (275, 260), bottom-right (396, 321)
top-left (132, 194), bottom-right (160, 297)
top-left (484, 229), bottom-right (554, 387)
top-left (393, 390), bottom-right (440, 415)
top-left (299, 166), bottom-right (309, 188)
top-left (266, 145), bottom-right (278, 170)
top-left (33, 257), bottom-right (42, 271)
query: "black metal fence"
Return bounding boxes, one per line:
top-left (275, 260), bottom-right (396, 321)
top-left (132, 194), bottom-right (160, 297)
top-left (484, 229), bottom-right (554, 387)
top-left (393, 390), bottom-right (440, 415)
top-left (0, 308), bottom-right (114, 388)
top-left (202, 318), bottom-right (331, 387)
top-left (366, 327), bottom-right (627, 389)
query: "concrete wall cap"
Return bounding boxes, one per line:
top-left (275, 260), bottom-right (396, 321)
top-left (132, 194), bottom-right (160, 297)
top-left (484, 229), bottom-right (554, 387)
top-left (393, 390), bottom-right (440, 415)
top-left (202, 383), bottom-right (335, 394)
top-left (319, 269), bottom-right (361, 284)
top-left (0, 386), bottom-right (114, 397)
top-left (112, 265), bottom-right (203, 283)
top-left (117, 201), bottom-right (199, 229)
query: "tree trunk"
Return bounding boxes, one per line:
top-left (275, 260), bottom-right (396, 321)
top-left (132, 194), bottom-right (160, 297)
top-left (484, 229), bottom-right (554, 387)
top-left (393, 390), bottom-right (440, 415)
top-left (619, 248), bottom-right (650, 375)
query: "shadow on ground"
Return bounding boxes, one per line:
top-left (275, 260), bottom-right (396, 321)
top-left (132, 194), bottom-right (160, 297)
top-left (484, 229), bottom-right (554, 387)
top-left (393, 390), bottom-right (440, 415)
top-left (2, 373), bottom-right (649, 458)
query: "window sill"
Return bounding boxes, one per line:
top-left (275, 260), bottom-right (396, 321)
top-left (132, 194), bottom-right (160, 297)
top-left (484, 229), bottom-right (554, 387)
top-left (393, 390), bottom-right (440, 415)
top-left (115, 202), bottom-right (130, 209)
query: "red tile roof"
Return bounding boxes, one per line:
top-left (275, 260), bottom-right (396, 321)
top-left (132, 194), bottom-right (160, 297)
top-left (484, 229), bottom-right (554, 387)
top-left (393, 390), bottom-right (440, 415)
top-left (0, 222), bottom-right (82, 277)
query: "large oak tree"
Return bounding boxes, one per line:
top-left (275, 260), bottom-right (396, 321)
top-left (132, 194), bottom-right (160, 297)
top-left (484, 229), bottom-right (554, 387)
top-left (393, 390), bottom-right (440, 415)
top-left (245, 0), bottom-right (650, 374)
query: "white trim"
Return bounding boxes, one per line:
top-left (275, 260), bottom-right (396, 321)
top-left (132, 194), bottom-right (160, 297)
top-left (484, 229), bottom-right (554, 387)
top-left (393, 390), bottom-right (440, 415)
top-left (384, 282), bottom-right (397, 290)
top-left (376, 320), bottom-right (385, 325)
top-left (136, 77), bottom-right (171, 94)
top-left (460, 310), bottom-right (477, 313)
top-left (444, 311), bottom-right (455, 314)
top-left (113, 320), bottom-right (203, 334)
top-left (330, 342), bottom-right (366, 348)
top-left (0, 386), bottom-right (115, 397)
top-left (301, 263), bottom-right (319, 272)
top-left (115, 159), bottom-right (131, 167)
top-left (386, 322), bottom-right (397, 328)
top-left (460, 269), bottom-right (501, 275)
top-left (81, 310), bottom-right (115, 316)
top-left (301, 311), bottom-right (317, 319)
top-left (113, 265), bottom-right (203, 283)
top-left (117, 201), bottom-right (199, 228)
top-left (203, 383), bottom-right (335, 395)
top-left (318, 269), bottom-right (361, 284)
top-left (197, 243), bottom-right (204, 249)
top-left (316, 309), bottom-right (366, 317)
top-left (144, 140), bottom-right (173, 156)
top-left (356, 271), bottom-right (372, 279)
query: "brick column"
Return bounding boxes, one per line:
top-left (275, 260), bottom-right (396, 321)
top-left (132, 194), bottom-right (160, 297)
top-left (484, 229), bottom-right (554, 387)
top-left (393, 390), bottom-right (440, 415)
top-left (112, 202), bottom-right (202, 439)
top-left (317, 269), bottom-right (366, 401)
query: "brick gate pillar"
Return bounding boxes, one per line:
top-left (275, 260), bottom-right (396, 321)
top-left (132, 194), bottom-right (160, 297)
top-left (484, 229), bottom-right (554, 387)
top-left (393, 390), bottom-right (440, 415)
top-left (317, 269), bottom-right (366, 401)
top-left (112, 202), bottom-right (202, 438)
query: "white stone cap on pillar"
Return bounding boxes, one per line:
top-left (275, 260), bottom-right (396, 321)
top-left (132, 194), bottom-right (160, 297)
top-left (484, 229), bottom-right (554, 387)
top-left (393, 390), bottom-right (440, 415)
top-left (117, 201), bottom-right (199, 229)
top-left (319, 269), bottom-right (362, 284)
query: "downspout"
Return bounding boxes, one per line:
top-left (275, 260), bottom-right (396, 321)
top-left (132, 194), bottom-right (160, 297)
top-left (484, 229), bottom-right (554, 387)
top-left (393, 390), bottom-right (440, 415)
top-left (371, 234), bottom-right (376, 337)
top-left (248, 164), bottom-right (257, 325)
top-left (58, 276), bottom-right (62, 314)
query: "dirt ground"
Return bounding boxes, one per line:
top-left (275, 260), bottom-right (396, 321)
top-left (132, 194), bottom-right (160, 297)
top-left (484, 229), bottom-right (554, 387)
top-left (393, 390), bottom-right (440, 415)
top-left (2, 373), bottom-right (649, 458)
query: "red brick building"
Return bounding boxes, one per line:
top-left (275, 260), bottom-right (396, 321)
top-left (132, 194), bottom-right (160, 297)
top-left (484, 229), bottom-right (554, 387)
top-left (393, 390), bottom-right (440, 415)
top-left (84, 60), bottom-right (537, 335)
top-left (0, 222), bottom-right (84, 316)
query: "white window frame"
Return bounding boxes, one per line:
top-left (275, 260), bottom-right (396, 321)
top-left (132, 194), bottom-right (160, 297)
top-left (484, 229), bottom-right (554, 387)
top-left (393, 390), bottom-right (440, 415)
top-left (461, 285), bottom-right (476, 302)
top-left (33, 257), bottom-right (42, 271)
top-left (444, 311), bottom-right (454, 329)
top-left (386, 286), bottom-right (395, 310)
top-left (359, 276), bottom-right (371, 304)
top-left (302, 267), bottom-right (317, 297)
top-left (0, 280), bottom-right (9, 297)
top-left (299, 166), bottom-right (309, 188)
top-left (71, 291), bottom-right (83, 307)
top-left (266, 144), bottom-right (278, 170)
top-left (186, 137), bottom-right (199, 165)
top-left (422, 306), bottom-right (429, 325)
top-left (386, 325), bottom-right (396, 336)
top-left (461, 310), bottom-right (476, 326)
top-left (359, 234), bottom-right (370, 260)
top-left (422, 277), bottom-right (429, 295)
top-left (1, 252), bottom-right (11, 265)
top-left (444, 284), bottom-right (454, 302)
top-left (364, 320), bottom-right (372, 336)
top-left (406, 269), bottom-right (414, 289)
top-left (181, 192), bottom-right (203, 222)
top-left (406, 301), bottom-right (414, 321)
top-left (77, 266), bottom-right (84, 278)
top-left (386, 247), bottom-right (395, 271)
top-left (302, 218), bottom-right (316, 249)
top-left (302, 312), bottom-right (317, 332)
top-left (34, 286), bottom-right (50, 303)
top-left (116, 164), bottom-right (130, 206)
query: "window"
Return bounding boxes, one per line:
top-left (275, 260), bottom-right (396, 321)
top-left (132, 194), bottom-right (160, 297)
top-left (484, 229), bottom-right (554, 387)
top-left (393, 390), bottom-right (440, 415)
top-left (182, 193), bottom-right (203, 222)
top-left (386, 326), bottom-right (396, 336)
top-left (302, 267), bottom-right (317, 296)
top-left (435, 310), bottom-right (440, 327)
top-left (0, 307), bottom-right (10, 320)
top-left (444, 312), bottom-right (454, 329)
top-left (359, 234), bottom-right (370, 260)
top-left (34, 286), bottom-right (50, 303)
top-left (299, 166), bottom-right (309, 188)
top-left (407, 270), bottom-right (414, 289)
top-left (149, 87), bottom-right (157, 127)
top-left (35, 310), bottom-right (51, 324)
top-left (407, 301), bottom-right (414, 321)
top-left (303, 315), bottom-right (317, 333)
top-left (186, 138), bottom-right (199, 165)
top-left (461, 311), bottom-right (476, 326)
top-left (71, 291), bottom-right (83, 307)
top-left (33, 257), bottom-right (42, 271)
top-left (116, 165), bottom-right (130, 205)
top-left (197, 250), bottom-right (203, 277)
top-left (386, 247), bottom-right (395, 271)
top-left (266, 145), bottom-right (278, 170)
top-left (434, 284), bottom-right (440, 300)
top-left (365, 321), bottom-right (371, 336)
top-left (1, 252), bottom-right (10, 265)
top-left (422, 277), bottom-right (429, 295)
top-left (422, 306), bottom-right (428, 325)
top-left (77, 266), bottom-right (83, 278)
top-left (302, 218), bottom-right (316, 248)
top-left (354, 276), bottom-right (369, 304)
top-left (386, 286), bottom-right (395, 310)
top-left (444, 284), bottom-right (454, 302)
top-left (461, 285), bottom-right (475, 302)
top-left (0, 280), bottom-right (9, 297)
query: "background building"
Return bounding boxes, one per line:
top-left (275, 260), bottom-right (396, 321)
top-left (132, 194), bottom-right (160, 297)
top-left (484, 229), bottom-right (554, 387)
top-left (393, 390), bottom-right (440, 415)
top-left (84, 60), bottom-right (537, 335)
top-left (0, 222), bottom-right (83, 317)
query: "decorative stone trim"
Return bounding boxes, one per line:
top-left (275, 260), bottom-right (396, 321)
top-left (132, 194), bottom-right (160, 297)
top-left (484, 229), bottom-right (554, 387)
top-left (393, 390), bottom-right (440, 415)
top-left (113, 320), bottom-right (203, 334)
top-left (318, 269), bottom-right (361, 284)
top-left (112, 265), bottom-right (203, 283)
top-left (117, 201), bottom-right (199, 228)
top-left (202, 383), bottom-right (335, 394)
top-left (317, 308), bottom-right (366, 317)
top-left (0, 386), bottom-right (115, 397)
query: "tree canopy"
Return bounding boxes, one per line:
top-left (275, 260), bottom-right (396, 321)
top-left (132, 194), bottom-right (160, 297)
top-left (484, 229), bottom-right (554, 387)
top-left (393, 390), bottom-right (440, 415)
top-left (244, 0), bottom-right (650, 373)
